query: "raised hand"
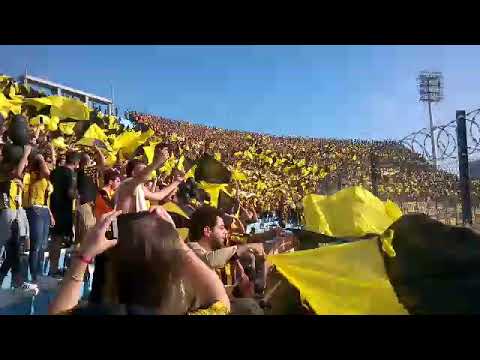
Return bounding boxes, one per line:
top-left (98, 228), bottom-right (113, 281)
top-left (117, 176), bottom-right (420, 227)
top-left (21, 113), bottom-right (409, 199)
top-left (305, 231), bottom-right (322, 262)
top-left (78, 210), bottom-right (122, 258)
top-left (153, 144), bottom-right (170, 166)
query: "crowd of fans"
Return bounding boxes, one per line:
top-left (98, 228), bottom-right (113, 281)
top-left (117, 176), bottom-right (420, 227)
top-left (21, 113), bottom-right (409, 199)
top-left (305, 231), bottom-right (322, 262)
top-left (0, 138), bottom-right (294, 314)
top-left (129, 112), bottom-right (461, 210)
top-left (0, 72), bottom-right (470, 315)
top-left (0, 75), bottom-right (302, 314)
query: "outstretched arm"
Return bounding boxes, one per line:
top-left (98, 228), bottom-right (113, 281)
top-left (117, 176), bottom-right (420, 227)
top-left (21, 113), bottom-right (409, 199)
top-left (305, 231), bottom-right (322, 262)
top-left (48, 142), bottom-right (56, 169)
top-left (123, 145), bottom-right (170, 195)
top-left (144, 176), bottom-right (183, 202)
top-left (93, 146), bottom-right (106, 172)
top-left (14, 145), bottom-right (32, 179)
top-left (36, 155), bottom-right (51, 179)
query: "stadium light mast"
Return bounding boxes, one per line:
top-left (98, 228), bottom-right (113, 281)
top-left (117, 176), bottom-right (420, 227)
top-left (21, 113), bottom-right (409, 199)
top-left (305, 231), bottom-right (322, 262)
top-left (111, 82), bottom-right (115, 112)
top-left (417, 71), bottom-right (444, 168)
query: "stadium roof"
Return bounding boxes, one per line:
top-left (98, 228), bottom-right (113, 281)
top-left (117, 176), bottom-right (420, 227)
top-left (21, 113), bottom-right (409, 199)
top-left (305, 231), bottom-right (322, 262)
top-left (20, 74), bottom-right (112, 105)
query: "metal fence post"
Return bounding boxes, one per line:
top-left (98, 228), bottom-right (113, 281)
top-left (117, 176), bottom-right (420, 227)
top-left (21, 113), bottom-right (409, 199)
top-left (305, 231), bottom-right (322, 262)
top-left (456, 110), bottom-right (473, 225)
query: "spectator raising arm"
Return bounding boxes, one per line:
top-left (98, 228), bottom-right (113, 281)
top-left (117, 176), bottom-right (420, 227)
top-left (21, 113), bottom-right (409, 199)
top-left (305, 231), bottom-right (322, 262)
top-left (36, 154), bottom-right (51, 179)
top-left (14, 144), bottom-right (32, 179)
top-left (48, 142), bottom-right (56, 170)
top-left (144, 174), bottom-right (184, 203)
top-left (123, 144), bottom-right (169, 196)
top-left (49, 210), bottom-right (122, 315)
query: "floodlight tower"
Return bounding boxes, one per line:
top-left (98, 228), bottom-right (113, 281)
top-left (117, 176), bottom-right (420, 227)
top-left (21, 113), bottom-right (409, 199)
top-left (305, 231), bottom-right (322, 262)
top-left (417, 71), bottom-right (444, 168)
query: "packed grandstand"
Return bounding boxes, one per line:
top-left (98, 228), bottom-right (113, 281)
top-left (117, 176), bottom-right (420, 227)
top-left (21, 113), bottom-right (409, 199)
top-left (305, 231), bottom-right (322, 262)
top-left (2, 72), bottom-right (480, 315)
top-left (127, 112), bottom-right (463, 209)
top-left (0, 73), bottom-right (469, 221)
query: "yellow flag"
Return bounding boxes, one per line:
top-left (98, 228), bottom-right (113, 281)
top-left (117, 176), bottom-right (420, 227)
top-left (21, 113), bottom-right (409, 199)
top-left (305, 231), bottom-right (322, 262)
top-left (176, 155), bottom-right (185, 172)
top-left (0, 93), bottom-right (22, 118)
top-left (76, 137), bottom-right (113, 152)
top-left (107, 115), bottom-right (120, 130)
top-left (256, 181), bottom-right (267, 191)
top-left (47, 116), bottom-right (60, 132)
top-left (274, 158), bottom-right (286, 167)
top-left (111, 130), bottom-right (153, 157)
top-left (158, 155), bottom-right (176, 176)
top-left (232, 169), bottom-right (247, 182)
top-left (142, 142), bottom-right (159, 164)
top-left (302, 186), bottom-right (402, 238)
top-left (137, 129), bottom-right (155, 144)
top-left (283, 165), bottom-right (294, 175)
top-left (23, 97), bottom-right (53, 111)
top-left (83, 124), bottom-right (108, 142)
top-left (25, 96), bottom-right (89, 120)
top-left (0, 75), bottom-right (11, 84)
top-left (267, 239), bottom-right (408, 315)
top-left (147, 170), bottom-right (157, 182)
top-left (243, 151), bottom-right (254, 161)
top-left (59, 122), bottom-right (76, 136)
top-left (184, 164), bottom-right (197, 180)
top-left (104, 152), bottom-right (118, 167)
top-left (385, 199), bottom-right (402, 220)
top-left (214, 152), bottom-right (222, 161)
top-left (52, 137), bottom-right (68, 150)
top-left (49, 96), bottom-right (90, 120)
top-left (29, 115), bottom-right (51, 127)
top-left (162, 201), bottom-right (190, 219)
top-left (197, 181), bottom-right (229, 208)
top-left (7, 84), bottom-right (23, 101)
top-left (177, 228), bottom-right (189, 242)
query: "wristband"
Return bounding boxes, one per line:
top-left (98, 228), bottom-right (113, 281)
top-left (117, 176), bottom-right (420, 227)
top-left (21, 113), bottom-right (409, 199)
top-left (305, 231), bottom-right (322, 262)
top-left (75, 253), bottom-right (94, 265)
top-left (71, 273), bottom-right (84, 282)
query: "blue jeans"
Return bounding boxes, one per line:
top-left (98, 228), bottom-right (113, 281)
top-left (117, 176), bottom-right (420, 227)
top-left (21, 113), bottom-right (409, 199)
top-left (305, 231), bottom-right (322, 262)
top-left (26, 207), bottom-right (50, 283)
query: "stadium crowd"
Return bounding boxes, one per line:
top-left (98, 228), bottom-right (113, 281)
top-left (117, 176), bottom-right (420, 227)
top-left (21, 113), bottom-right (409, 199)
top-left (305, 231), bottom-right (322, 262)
top-left (129, 112), bottom-right (461, 208)
top-left (0, 75), bottom-right (299, 314)
top-left (0, 73), bottom-right (469, 315)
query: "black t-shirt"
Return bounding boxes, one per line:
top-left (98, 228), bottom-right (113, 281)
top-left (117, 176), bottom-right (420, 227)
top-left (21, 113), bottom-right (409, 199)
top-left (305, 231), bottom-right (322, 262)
top-left (50, 166), bottom-right (76, 209)
top-left (77, 167), bottom-right (98, 205)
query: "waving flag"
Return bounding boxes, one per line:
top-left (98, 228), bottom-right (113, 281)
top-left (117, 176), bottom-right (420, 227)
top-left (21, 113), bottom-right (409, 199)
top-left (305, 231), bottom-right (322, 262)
top-left (303, 186), bottom-right (402, 238)
top-left (268, 236), bottom-right (408, 315)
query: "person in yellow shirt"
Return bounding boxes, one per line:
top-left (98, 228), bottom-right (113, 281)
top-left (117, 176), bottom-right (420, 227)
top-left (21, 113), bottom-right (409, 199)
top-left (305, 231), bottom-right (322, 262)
top-left (24, 153), bottom-right (55, 286)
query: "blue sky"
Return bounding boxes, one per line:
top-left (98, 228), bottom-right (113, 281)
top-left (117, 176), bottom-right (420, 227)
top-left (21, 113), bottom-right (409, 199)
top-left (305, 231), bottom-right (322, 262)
top-left (0, 45), bottom-right (479, 141)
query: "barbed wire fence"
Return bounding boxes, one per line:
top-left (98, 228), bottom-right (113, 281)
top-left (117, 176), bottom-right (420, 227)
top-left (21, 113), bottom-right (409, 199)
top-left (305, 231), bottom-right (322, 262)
top-left (371, 108), bottom-right (480, 225)
top-left (400, 108), bottom-right (480, 165)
